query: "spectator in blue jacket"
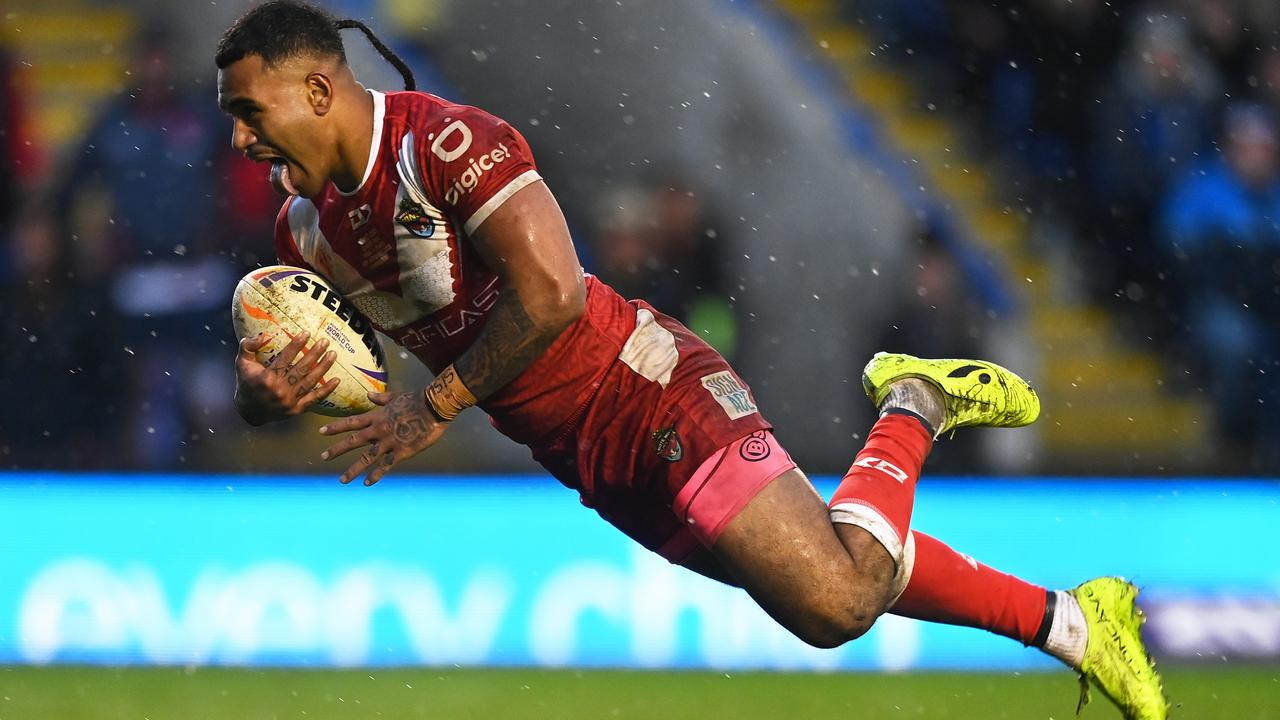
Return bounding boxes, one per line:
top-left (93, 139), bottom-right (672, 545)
top-left (1161, 103), bottom-right (1280, 469)
top-left (55, 24), bottom-right (240, 468)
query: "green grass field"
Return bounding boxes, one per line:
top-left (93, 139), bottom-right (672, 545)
top-left (0, 667), bottom-right (1275, 719)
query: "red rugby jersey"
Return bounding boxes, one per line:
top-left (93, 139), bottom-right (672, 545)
top-left (274, 90), bottom-right (637, 445)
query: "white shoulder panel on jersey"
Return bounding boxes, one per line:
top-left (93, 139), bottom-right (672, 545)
top-left (397, 130), bottom-right (432, 207)
top-left (393, 129), bottom-right (458, 314)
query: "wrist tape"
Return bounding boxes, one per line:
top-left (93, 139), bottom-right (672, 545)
top-left (424, 365), bottom-right (477, 422)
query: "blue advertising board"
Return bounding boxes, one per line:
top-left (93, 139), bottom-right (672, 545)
top-left (0, 474), bottom-right (1275, 670)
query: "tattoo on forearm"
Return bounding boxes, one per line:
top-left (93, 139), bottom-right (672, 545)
top-left (454, 288), bottom-right (555, 400)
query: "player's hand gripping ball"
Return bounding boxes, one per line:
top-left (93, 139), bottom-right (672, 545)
top-left (231, 265), bottom-right (388, 418)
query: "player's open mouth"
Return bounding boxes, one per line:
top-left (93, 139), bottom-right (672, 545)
top-left (269, 159), bottom-right (300, 197)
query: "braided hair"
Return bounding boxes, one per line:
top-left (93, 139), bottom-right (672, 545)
top-left (215, 0), bottom-right (416, 91)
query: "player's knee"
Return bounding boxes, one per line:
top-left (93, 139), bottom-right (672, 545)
top-left (792, 593), bottom-right (881, 649)
top-left (796, 612), bottom-right (878, 649)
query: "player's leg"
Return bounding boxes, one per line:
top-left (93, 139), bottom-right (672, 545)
top-left (888, 532), bottom-right (1166, 719)
top-left (825, 360), bottom-right (1053, 650)
top-left (703, 464), bottom-right (1166, 719)
top-left (687, 352), bottom-right (1164, 718)
top-left (675, 546), bottom-right (738, 586)
top-left (687, 362), bottom-right (1030, 647)
top-left (844, 353), bottom-right (1165, 719)
top-left (659, 423), bottom-right (894, 647)
top-left (888, 529), bottom-right (1062, 649)
top-left (708, 465), bottom-right (897, 647)
top-left (685, 448), bottom-right (1063, 653)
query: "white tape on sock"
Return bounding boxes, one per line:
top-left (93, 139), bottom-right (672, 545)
top-left (829, 502), bottom-right (905, 570)
top-left (1044, 589), bottom-right (1088, 668)
top-left (887, 531), bottom-right (916, 607)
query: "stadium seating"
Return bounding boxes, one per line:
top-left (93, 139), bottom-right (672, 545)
top-left (1, 0), bottom-right (135, 154)
top-left (776, 0), bottom-right (1211, 471)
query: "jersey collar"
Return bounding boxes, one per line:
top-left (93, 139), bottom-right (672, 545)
top-left (337, 89), bottom-right (386, 197)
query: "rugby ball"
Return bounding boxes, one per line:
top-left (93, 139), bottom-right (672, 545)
top-left (231, 265), bottom-right (388, 417)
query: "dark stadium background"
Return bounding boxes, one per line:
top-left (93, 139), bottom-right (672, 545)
top-left (0, 0), bottom-right (1276, 718)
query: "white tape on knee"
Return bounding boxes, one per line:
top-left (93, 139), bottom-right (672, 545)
top-left (829, 502), bottom-right (904, 568)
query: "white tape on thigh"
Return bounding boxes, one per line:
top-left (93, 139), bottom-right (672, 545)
top-left (828, 501), bottom-right (904, 568)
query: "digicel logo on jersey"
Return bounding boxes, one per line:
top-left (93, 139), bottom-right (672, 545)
top-left (431, 119), bottom-right (513, 206)
top-left (443, 143), bottom-right (512, 205)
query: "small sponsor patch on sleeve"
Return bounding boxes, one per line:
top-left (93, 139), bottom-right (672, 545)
top-left (700, 371), bottom-right (759, 420)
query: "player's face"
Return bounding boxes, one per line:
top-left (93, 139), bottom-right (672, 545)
top-left (217, 55), bottom-right (332, 198)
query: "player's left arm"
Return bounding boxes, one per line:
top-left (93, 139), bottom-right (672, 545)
top-left (450, 180), bottom-right (585, 398)
top-left (317, 180), bottom-right (584, 485)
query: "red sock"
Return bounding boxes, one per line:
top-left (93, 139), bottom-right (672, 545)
top-left (828, 412), bottom-right (933, 549)
top-left (892, 531), bottom-right (1050, 646)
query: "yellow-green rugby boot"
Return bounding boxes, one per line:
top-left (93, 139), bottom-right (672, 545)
top-left (861, 352), bottom-right (1040, 436)
top-left (1071, 577), bottom-right (1169, 720)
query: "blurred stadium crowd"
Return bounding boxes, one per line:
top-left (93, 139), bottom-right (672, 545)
top-left (859, 0), bottom-right (1280, 467)
top-left (0, 28), bottom-right (271, 469)
top-left (1, 0), bottom-right (1279, 474)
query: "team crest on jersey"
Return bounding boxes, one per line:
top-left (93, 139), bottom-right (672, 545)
top-left (653, 425), bottom-right (683, 462)
top-left (396, 198), bottom-right (436, 238)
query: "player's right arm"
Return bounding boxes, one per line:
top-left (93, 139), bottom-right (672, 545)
top-left (232, 200), bottom-right (341, 426)
top-left (233, 330), bottom-right (339, 426)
